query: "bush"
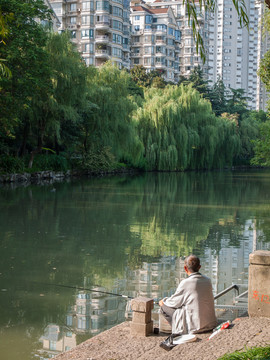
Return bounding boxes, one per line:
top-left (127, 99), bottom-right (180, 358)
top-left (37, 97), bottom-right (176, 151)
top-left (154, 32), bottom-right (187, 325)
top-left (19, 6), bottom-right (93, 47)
top-left (218, 346), bottom-right (270, 360)
top-left (25, 154), bottom-right (70, 172)
top-left (0, 155), bottom-right (25, 174)
top-left (72, 147), bottom-right (116, 171)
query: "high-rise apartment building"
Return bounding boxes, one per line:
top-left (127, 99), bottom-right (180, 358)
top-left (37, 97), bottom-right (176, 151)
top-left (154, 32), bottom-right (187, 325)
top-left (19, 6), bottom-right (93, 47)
top-left (207, 0), bottom-right (268, 110)
top-left (130, 2), bottom-right (181, 82)
top-left (49, 0), bottom-right (131, 68)
top-left (145, 0), bottom-right (209, 78)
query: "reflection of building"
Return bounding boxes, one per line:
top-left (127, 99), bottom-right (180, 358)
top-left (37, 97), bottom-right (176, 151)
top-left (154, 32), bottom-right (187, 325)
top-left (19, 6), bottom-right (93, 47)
top-left (39, 324), bottom-right (76, 357)
top-left (65, 289), bottom-right (126, 336)
top-left (126, 256), bottom-right (180, 300)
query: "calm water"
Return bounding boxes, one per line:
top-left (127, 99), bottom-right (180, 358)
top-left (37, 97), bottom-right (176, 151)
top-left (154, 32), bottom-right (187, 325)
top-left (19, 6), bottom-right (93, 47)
top-left (0, 170), bottom-right (270, 359)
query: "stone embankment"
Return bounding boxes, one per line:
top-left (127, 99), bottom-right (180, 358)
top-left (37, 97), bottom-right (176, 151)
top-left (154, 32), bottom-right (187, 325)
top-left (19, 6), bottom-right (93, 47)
top-left (55, 317), bottom-right (270, 360)
top-left (0, 169), bottom-right (137, 185)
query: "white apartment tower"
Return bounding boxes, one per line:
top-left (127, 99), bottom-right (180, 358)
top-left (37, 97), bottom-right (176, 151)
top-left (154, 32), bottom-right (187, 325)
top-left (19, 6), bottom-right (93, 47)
top-left (208, 0), bottom-right (268, 110)
top-left (147, 0), bottom-right (209, 77)
top-left (49, 0), bottom-right (131, 68)
top-left (130, 3), bottom-right (181, 82)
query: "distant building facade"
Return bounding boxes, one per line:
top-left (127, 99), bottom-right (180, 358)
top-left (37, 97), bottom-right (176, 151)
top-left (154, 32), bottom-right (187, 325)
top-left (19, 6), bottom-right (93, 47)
top-left (48, 0), bottom-right (269, 109)
top-left (49, 0), bottom-right (131, 68)
top-left (130, 3), bottom-right (181, 82)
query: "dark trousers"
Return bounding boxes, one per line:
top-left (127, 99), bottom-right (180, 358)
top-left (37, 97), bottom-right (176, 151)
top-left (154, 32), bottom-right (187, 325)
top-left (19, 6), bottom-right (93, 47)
top-left (160, 304), bottom-right (177, 325)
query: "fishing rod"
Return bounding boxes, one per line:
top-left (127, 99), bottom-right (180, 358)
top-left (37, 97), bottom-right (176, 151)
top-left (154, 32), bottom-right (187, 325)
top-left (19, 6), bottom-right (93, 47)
top-left (35, 282), bottom-right (134, 300)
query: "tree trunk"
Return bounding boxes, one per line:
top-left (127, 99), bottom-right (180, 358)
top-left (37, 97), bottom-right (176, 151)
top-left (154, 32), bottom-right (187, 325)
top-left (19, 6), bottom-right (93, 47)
top-left (28, 132), bottom-right (43, 168)
top-left (18, 121), bottom-right (29, 157)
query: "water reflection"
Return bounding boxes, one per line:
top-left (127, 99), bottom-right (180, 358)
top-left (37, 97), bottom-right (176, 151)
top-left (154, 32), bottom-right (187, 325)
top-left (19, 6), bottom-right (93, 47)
top-left (0, 171), bottom-right (270, 360)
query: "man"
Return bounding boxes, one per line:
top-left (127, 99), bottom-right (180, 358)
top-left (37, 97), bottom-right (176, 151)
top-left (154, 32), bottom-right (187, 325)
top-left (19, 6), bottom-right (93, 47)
top-left (159, 254), bottom-right (217, 334)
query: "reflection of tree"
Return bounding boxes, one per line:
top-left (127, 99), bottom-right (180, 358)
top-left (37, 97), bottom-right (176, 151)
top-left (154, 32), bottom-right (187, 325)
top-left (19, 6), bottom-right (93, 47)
top-left (0, 170), bottom-right (270, 357)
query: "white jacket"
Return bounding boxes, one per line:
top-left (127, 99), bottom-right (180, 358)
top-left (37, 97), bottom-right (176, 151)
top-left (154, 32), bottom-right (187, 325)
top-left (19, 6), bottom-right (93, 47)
top-left (163, 272), bottom-right (217, 334)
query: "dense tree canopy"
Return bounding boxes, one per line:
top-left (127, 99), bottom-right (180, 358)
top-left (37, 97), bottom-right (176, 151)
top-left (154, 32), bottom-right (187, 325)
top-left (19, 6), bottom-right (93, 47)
top-left (0, 1), bottom-right (266, 174)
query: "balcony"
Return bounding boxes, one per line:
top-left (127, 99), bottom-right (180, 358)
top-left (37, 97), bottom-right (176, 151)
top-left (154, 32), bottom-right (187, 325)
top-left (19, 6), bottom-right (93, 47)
top-left (95, 49), bottom-right (110, 58)
top-left (155, 28), bottom-right (167, 35)
top-left (156, 52), bottom-right (165, 57)
top-left (156, 39), bottom-right (166, 45)
top-left (96, 21), bottom-right (110, 30)
top-left (96, 8), bottom-right (110, 15)
top-left (156, 62), bottom-right (166, 69)
top-left (131, 52), bottom-right (141, 57)
top-left (122, 44), bottom-right (130, 52)
top-left (95, 35), bottom-right (110, 44)
top-left (67, 24), bottom-right (79, 30)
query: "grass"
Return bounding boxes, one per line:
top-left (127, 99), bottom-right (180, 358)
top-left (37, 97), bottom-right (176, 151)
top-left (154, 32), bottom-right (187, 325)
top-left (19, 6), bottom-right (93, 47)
top-left (218, 346), bottom-right (270, 360)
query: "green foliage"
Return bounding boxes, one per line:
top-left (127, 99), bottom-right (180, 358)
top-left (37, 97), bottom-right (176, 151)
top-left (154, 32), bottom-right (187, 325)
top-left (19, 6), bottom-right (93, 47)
top-left (0, 0), bottom-right (52, 154)
top-left (73, 146), bottom-right (116, 171)
top-left (130, 65), bottom-right (166, 88)
top-left (0, 155), bottom-right (25, 174)
top-left (84, 62), bottom-right (144, 167)
top-left (0, 154), bottom-right (70, 173)
top-left (27, 154), bottom-right (70, 172)
top-left (218, 346), bottom-right (270, 360)
top-left (180, 66), bottom-right (209, 97)
top-left (134, 84), bottom-right (236, 171)
top-left (251, 121), bottom-right (270, 166)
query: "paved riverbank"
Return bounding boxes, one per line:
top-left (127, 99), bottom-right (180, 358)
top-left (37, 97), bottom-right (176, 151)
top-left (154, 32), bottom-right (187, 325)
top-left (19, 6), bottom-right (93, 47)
top-left (55, 317), bottom-right (270, 360)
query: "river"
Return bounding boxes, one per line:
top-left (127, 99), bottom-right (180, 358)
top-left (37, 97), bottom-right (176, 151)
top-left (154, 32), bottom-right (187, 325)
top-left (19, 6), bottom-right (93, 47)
top-left (0, 170), bottom-right (269, 359)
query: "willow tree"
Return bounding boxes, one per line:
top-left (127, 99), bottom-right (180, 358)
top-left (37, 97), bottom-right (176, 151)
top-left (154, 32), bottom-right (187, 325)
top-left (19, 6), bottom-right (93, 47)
top-left (26, 31), bottom-right (89, 167)
top-left (212, 114), bottom-right (241, 168)
top-left (134, 84), bottom-right (227, 171)
top-left (84, 62), bottom-right (144, 167)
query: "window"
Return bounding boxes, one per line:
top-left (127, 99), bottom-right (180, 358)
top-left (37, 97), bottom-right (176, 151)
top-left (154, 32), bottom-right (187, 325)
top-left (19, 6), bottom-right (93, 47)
top-left (133, 36), bottom-right (140, 42)
top-left (81, 29), bottom-right (94, 38)
top-left (144, 57), bottom-right (151, 65)
top-left (112, 20), bottom-right (122, 30)
top-left (85, 57), bottom-right (94, 65)
top-left (49, 341), bottom-right (57, 351)
top-left (112, 6), bottom-right (123, 17)
top-left (144, 46), bottom-right (154, 55)
top-left (82, 1), bottom-right (93, 10)
top-left (135, 15), bottom-right (140, 20)
top-left (112, 33), bottom-right (122, 44)
top-left (133, 58), bottom-right (140, 64)
top-left (156, 57), bottom-right (165, 65)
top-left (156, 24), bottom-right (167, 31)
top-left (156, 46), bottom-right (166, 54)
top-left (78, 317), bottom-right (90, 330)
top-left (168, 27), bottom-right (174, 36)
top-left (112, 47), bottom-right (122, 58)
top-left (167, 38), bottom-right (175, 46)
top-left (70, 3), bottom-right (76, 11)
top-left (82, 15), bottom-right (90, 24)
top-left (70, 16), bottom-right (76, 24)
top-left (96, 1), bottom-right (109, 11)
top-left (134, 25), bottom-right (140, 31)
top-left (66, 316), bottom-right (73, 326)
top-left (71, 31), bottom-right (76, 39)
top-left (84, 43), bottom-right (94, 53)
top-left (145, 15), bottom-right (152, 24)
top-left (175, 30), bottom-right (181, 41)
top-left (133, 47), bottom-right (140, 54)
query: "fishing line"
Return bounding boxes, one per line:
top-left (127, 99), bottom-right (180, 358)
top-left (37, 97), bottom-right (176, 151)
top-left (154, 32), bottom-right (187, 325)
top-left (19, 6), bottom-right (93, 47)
top-left (33, 281), bottom-right (134, 299)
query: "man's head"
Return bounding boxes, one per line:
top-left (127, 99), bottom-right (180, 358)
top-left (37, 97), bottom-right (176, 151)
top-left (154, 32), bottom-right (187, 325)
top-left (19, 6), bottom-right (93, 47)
top-left (184, 255), bottom-right (201, 274)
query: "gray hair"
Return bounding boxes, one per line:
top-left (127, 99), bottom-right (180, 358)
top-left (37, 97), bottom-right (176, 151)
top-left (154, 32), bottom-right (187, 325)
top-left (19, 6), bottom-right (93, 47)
top-left (184, 255), bottom-right (200, 273)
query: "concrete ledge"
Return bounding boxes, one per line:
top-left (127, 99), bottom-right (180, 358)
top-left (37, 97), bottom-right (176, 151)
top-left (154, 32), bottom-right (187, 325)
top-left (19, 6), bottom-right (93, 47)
top-left (54, 317), bottom-right (270, 360)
